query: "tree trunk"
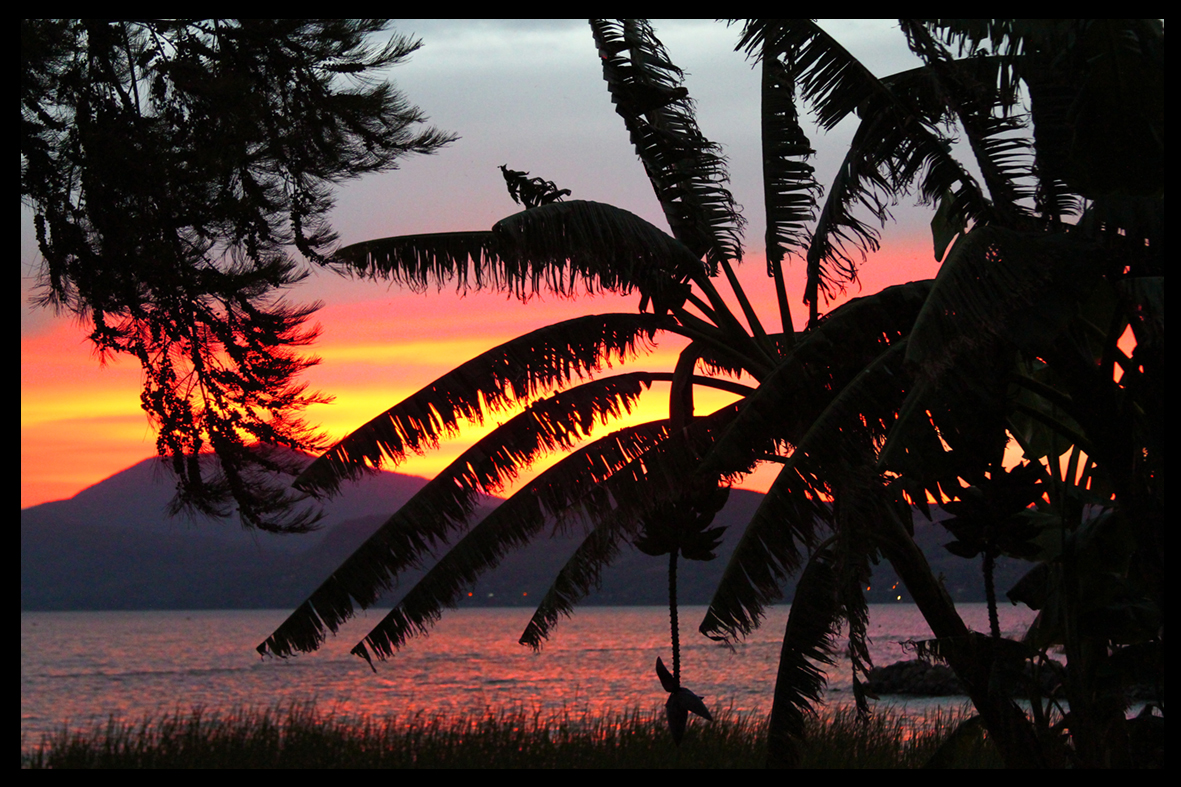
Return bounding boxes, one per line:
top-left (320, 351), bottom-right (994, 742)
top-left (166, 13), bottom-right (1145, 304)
top-left (668, 549), bottom-right (680, 686)
top-left (877, 506), bottom-right (1046, 768)
top-left (983, 550), bottom-right (1001, 639)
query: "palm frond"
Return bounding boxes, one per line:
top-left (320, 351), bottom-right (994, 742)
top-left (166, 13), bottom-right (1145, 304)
top-left (919, 19), bottom-right (1078, 59)
top-left (261, 377), bottom-right (672, 660)
top-left (903, 225), bottom-right (1103, 377)
top-left (1119, 275), bottom-right (1163, 350)
top-left (333, 230), bottom-right (500, 290)
top-left (803, 80), bottom-right (994, 302)
top-left (881, 224), bottom-right (1133, 506)
top-left (698, 459), bottom-right (827, 644)
top-left (922, 20), bottom-right (1084, 225)
top-left (591, 19), bottom-right (745, 269)
top-left (492, 200), bottom-right (705, 305)
top-left (737, 20), bottom-right (880, 133)
top-left (517, 505), bottom-right (633, 651)
top-left (740, 20), bottom-right (996, 307)
top-left (518, 405), bottom-right (744, 650)
top-left (801, 140), bottom-right (891, 308)
top-left (931, 19), bottom-right (1163, 203)
top-left (765, 541), bottom-right (841, 769)
top-left (335, 200), bottom-right (704, 301)
top-left (898, 21), bottom-right (1033, 224)
top-left (754, 41), bottom-right (821, 267)
top-left (1019, 66), bottom-right (1080, 223)
top-left (699, 280), bottom-right (931, 480)
top-left (878, 224), bottom-right (1103, 491)
top-left (349, 419), bottom-right (675, 665)
top-left (295, 313), bottom-right (669, 497)
top-left (830, 474), bottom-right (898, 717)
top-left (700, 338), bottom-right (913, 644)
top-left (695, 283), bottom-right (929, 643)
top-left (1008, 363), bottom-right (1093, 462)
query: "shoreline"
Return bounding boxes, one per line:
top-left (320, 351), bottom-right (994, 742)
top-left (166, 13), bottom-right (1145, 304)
top-left (23, 700), bottom-right (993, 769)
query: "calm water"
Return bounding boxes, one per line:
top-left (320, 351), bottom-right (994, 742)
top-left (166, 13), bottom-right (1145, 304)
top-left (21, 604), bottom-right (1035, 746)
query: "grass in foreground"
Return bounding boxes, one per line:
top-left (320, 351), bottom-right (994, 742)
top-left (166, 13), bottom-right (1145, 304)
top-left (22, 702), bottom-right (1001, 769)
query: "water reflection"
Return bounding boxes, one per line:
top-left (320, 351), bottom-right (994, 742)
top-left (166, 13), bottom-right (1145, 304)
top-left (22, 604), bottom-right (1036, 744)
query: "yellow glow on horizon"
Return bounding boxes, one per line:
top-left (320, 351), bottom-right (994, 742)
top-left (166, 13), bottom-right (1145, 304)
top-left (317, 338), bottom-right (510, 366)
top-left (22, 233), bottom-right (940, 509)
top-left (310, 376), bottom-right (748, 499)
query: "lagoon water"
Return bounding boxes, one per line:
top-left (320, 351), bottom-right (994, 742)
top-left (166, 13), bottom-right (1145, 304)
top-left (21, 604), bottom-right (1035, 746)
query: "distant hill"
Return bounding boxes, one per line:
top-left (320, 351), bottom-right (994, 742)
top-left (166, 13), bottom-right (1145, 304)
top-left (20, 457), bottom-right (430, 610)
top-left (21, 457), bottom-right (1029, 612)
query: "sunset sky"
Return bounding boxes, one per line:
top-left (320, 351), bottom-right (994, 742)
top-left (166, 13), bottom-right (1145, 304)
top-left (21, 20), bottom-right (946, 509)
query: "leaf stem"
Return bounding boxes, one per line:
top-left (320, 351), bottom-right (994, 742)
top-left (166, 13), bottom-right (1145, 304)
top-left (669, 548), bottom-right (680, 687)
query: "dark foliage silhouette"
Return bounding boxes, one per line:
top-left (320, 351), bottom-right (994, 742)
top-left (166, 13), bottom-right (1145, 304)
top-left (22, 19), bottom-right (455, 531)
top-left (258, 19), bottom-right (1162, 768)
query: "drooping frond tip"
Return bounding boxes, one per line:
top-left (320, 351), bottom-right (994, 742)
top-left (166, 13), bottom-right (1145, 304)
top-left (766, 542), bottom-right (842, 768)
top-left (592, 19), bottom-right (745, 270)
top-left (349, 419), bottom-right (678, 664)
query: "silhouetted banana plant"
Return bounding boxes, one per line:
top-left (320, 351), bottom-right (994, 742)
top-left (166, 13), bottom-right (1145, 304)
top-left (257, 19), bottom-right (1161, 769)
top-left (633, 483), bottom-right (728, 743)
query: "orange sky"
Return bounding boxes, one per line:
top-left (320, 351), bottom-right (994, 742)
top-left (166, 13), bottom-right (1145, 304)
top-left (21, 20), bottom-right (947, 510)
top-left (21, 237), bottom-right (939, 509)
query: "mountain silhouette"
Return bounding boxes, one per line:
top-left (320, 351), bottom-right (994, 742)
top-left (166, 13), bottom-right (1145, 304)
top-left (22, 457), bottom-right (1025, 610)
